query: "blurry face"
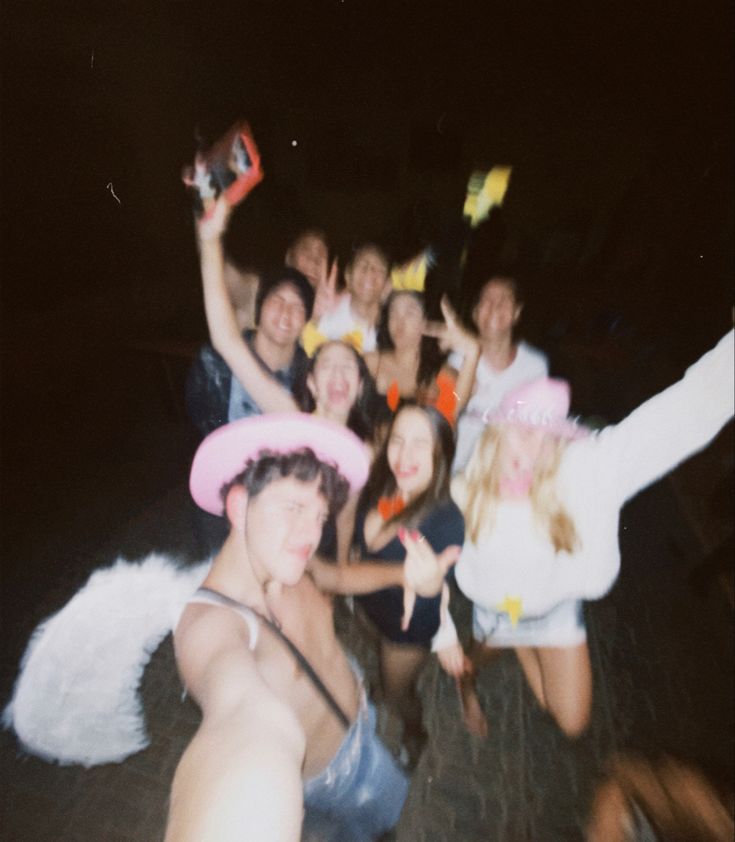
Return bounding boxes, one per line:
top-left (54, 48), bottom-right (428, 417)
top-left (473, 279), bottom-right (521, 340)
top-left (388, 293), bottom-right (425, 350)
top-left (387, 407), bottom-right (434, 501)
top-left (258, 283), bottom-right (307, 348)
top-left (308, 342), bottom-right (362, 419)
top-left (496, 425), bottom-right (550, 495)
top-left (245, 477), bottom-right (328, 586)
top-left (287, 234), bottom-right (328, 288)
top-left (346, 248), bottom-right (389, 307)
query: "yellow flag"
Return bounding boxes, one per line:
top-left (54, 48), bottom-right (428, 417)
top-left (463, 166), bottom-right (512, 229)
top-left (391, 250), bottom-right (432, 292)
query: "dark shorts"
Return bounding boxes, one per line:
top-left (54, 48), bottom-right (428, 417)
top-left (302, 696), bottom-right (409, 841)
top-left (356, 587), bottom-right (441, 647)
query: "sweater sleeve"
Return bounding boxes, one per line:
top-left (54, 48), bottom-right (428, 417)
top-left (592, 330), bottom-right (733, 505)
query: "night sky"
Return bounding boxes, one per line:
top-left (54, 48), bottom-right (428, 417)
top-left (3, 2), bottom-right (732, 305)
top-left (1, 1), bottom-right (733, 526)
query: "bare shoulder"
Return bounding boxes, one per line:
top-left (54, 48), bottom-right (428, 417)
top-left (174, 603), bottom-right (260, 714)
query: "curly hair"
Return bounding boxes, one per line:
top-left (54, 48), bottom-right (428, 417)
top-left (221, 447), bottom-right (349, 517)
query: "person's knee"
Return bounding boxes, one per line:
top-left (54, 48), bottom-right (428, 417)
top-left (550, 702), bottom-right (590, 738)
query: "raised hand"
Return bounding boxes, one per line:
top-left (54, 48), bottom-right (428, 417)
top-left (424, 296), bottom-right (478, 356)
top-left (196, 195), bottom-right (231, 245)
top-left (399, 528), bottom-right (460, 631)
top-left (437, 642), bottom-right (468, 677)
top-left (312, 258), bottom-right (340, 321)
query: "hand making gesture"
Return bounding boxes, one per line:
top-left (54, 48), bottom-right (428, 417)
top-left (312, 257), bottom-right (341, 322)
top-left (399, 527), bottom-right (460, 631)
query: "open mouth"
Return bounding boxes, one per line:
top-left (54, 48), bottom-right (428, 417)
top-left (327, 384), bottom-right (350, 403)
top-left (287, 545), bottom-right (313, 563)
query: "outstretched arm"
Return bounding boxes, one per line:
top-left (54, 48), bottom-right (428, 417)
top-left (165, 695), bottom-right (304, 842)
top-left (197, 199), bottom-right (299, 414)
top-left (309, 555), bottom-right (404, 593)
top-left (593, 329), bottom-right (734, 504)
top-left (166, 606), bottom-right (305, 842)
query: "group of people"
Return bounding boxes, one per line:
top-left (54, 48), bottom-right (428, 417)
top-left (164, 191), bottom-right (733, 840)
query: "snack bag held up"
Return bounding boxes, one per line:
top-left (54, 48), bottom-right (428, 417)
top-left (182, 122), bottom-right (264, 218)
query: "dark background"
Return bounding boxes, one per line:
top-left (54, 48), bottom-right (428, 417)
top-left (1, 0), bottom-right (733, 606)
top-left (0, 7), bottom-right (733, 839)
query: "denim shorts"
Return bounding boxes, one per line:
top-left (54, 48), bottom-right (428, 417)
top-left (302, 695), bottom-right (409, 841)
top-left (473, 598), bottom-right (587, 648)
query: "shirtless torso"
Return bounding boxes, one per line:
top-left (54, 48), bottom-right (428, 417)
top-left (175, 568), bottom-right (360, 778)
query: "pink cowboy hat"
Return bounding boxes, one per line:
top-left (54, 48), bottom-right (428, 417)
top-left (190, 413), bottom-right (370, 515)
top-left (484, 378), bottom-right (588, 440)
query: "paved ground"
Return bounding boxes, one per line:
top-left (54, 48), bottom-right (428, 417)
top-left (1, 315), bottom-right (732, 841)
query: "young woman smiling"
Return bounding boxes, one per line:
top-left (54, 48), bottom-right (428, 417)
top-left (441, 330), bottom-right (734, 739)
top-left (365, 291), bottom-right (480, 433)
top-left (310, 403), bottom-right (464, 767)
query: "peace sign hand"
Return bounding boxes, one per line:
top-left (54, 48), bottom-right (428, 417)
top-left (312, 258), bottom-right (340, 321)
top-left (423, 296), bottom-right (478, 356)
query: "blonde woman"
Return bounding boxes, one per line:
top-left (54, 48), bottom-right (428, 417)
top-left (438, 330), bottom-right (734, 738)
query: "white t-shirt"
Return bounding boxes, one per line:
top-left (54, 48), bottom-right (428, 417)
top-left (314, 294), bottom-right (378, 354)
top-left (451, 341), bottom-right (548, 472)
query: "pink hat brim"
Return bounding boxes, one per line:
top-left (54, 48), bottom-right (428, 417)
top-left (482, 409), bottom-right (589, 441)
top-left (190, 413), bottom-right (370, 515)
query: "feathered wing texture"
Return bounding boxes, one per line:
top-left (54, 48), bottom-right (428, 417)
top-left (3, 553), bottom-right (210, 767)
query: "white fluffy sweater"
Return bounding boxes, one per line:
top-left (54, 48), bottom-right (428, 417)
top-left (451, 330), bottom-right (734, 623)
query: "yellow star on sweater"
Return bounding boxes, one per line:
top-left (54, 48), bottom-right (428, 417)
top-left (498, 595), bottom-right (523, 628)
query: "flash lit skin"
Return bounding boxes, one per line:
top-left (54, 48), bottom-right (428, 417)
top-left (388, 293), bottom-right (425, 351)
top-left (307, 342), bottom-right (362, 425)
top-left (244, 477), bottom-right (330, 587)
top-left (169, 473), bottom-right (364, 841)
top-left (387, 407), bottom-right (434, 502)
top-left (286, 235), bottom-right (328, 289)
top-left (256, 283), bottom-right (308, 350)
top-left (472, 280), bottom-right (522, 341)
top-left (496, 425), bottom-right (551, 496)
top-left (346, 249), bottom-right (390, 309)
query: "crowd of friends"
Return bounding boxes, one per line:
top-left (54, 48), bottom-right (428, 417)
top-left (159, 190), bottom-right (735, 841)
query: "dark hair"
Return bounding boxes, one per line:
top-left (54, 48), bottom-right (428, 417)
top-left (288, 228), bottom-right (329, 251)
top-left (221, 447), bottom-right (349, 517)
top-left (255, 266), bottom-right (315, 324)
top-left (362, 403), bottom-right (455, 528)
top-left (376, 291), bottom-right (447, 389)
top-left (292, 341), bottom-right (378, 444)
top-left (348, 242), bottom-right (391, 273)
top-left (472, 273), bottom-right (524, 318)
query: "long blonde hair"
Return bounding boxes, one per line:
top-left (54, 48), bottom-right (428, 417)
top-left (457, 424), bottom-right (579, 553)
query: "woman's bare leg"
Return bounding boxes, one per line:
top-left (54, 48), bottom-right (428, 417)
top-left (379, 639), bottom-right (430, 762)
top-left (514, 646), bottom-right (548, 710)
top-left (458, 638), bottom-right (502, 737)
top-left (536, 643), bottom-right (592, 737)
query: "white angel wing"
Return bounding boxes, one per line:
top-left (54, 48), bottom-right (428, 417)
top-left (3, 553), bottom-right (209, 767)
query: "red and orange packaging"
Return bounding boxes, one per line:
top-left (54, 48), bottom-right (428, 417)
top-left (182, 121), bottom-right (264, 218)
